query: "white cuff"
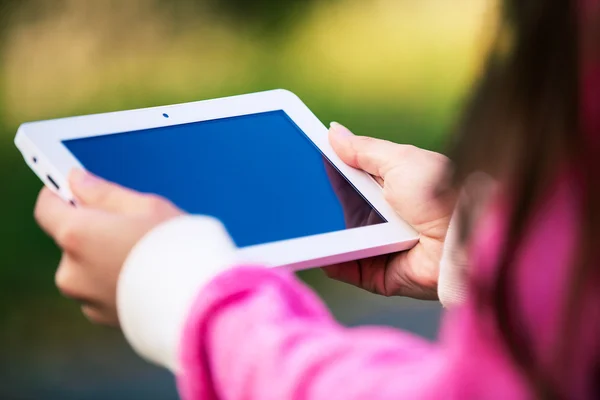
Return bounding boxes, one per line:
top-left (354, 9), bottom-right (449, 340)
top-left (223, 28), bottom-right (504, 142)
top-left (437, 211), bottom-right (468, 307)
top-left (117, 215), bottom-right (238, 373)
top-left (437, 172), bottom-right (496, 307)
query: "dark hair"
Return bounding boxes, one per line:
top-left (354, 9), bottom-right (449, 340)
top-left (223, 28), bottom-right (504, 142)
top-left (445, 0), bottom-right (600, 398)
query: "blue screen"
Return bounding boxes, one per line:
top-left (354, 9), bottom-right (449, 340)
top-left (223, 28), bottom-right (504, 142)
top-left (63, 110), bottom-right (385, 247)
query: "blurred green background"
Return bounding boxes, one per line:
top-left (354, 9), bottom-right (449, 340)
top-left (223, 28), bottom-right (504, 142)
top-left (0, 0), bottom-right (494, 398)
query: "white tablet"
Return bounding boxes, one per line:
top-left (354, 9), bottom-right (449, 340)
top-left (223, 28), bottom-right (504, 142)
top-left (15, 89), bottom-right (418, 270)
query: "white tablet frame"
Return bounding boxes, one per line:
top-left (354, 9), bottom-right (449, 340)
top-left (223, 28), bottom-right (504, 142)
top-left (15, 89), bottom-right (419, 270)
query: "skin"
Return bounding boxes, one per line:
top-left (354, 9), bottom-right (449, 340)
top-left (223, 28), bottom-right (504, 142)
top-left (35, 170), bottom-right (183, 326)
top-left (324, 124), bottom-right (456, 299)
top-left (34, 124), bottom-right (455, 326)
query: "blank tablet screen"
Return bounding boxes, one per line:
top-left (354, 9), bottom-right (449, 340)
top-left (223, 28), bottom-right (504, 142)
top-left (63, 110), bottom-right (385, 247)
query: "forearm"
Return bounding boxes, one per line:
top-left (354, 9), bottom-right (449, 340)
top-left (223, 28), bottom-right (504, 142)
top-left (179, 267), bottom-right (449, 400)
top-left (117, 215), bottom-right (454, 400)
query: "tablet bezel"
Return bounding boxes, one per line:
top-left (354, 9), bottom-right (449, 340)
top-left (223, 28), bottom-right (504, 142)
top-left (15, 89), bottom-right (419, 269)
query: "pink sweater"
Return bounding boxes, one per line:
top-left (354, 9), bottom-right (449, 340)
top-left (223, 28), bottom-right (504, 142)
top-left (115, 170), bottom-right (598, 400)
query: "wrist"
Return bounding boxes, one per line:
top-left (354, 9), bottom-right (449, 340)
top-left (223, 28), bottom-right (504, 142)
top-left (117, 215), bottom-right (238, 372)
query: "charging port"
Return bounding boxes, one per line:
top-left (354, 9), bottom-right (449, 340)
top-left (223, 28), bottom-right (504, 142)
top-left (47, 175), bottom-right (60, 190)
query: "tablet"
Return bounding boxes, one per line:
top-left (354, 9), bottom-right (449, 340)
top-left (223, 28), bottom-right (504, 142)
top-left (15, 89), bottom-right (418, 269)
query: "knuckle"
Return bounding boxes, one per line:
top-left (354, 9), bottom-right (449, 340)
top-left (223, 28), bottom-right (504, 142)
top-left (56, 221), bottom-right (81, 250)
top-left (402, 144), bottom-right (419, 154)
top-left (81, 305), bottom-right (115, 326)
top-left (382, 184), bottom-right (402, 206)
top-left (382, 185), bottom-right (394, 201)
top-left (55, 261), bottom-right (76, 296)
top-left (143, 194), bottom-right (175, 216)
top-left (81, 305), bottom-right (103, 324)
top-left (85, 185), bottom-right (107, 204)
top-left (144, 194), bottom-right (167, 211)
top-left (354, 135), bottom-right (377, 148)
top-left (391, 144), bottom-right (417, 158)
top-left (424, 149), bottom-right (449, 165)
top-left (436, 154), bottom-right (452, 170)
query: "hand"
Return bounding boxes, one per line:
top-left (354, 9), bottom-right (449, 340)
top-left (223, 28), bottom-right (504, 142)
top-left (323, 123), bottom-right (456, 299)
top-left (34, 170), bottom-right (183, 326)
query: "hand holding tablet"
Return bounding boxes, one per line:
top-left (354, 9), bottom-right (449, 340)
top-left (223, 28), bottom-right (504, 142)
top-left (16, 89), bottom-right (419, 270)
top-left (324, 126), bottom-right (455, 298)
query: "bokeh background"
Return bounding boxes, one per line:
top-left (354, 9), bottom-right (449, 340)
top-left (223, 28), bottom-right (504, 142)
top-left (0, 1), bottom-right (495, 398)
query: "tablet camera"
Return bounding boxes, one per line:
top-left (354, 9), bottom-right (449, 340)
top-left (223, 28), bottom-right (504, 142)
top-left (163, 113), bottom-right (169, 118)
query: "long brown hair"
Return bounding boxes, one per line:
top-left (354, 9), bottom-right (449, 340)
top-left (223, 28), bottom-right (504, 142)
top-left (445, 0), bottom-right (600, 398)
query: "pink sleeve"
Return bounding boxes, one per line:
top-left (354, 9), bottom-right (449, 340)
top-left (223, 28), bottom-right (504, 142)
top-left (117, 213), bottom-right (529, 399)
top-left (175, 266), bottom-right (523, 400)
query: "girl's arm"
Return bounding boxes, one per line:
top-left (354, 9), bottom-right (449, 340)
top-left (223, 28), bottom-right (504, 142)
top-left (117, 215), bottom-right (517, 400)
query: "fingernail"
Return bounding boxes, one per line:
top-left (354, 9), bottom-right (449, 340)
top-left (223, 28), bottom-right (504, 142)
top-left (71, 169), bottom-right (99, 187)
top-left (330, 122), bottom-right (354, 137)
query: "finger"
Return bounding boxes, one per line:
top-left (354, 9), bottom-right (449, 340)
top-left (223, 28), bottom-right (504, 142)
top-left (69, 169), bottom-right (151, 214)
top-left (323, 257), bottom-right (388, 295)
top-left (81, 304), bottom-right (119, 327)
top-left (55, 254), bottom-right (104, 307)
top-left (55, 207), bottom-right (147, 264)
top-left (324, 254), bottom-right (421, 298)
top-left (56, 254), bottom-right (119, 326)
top-left (35, 187), bottom-right (77, 240)
top-left (383, 250), bottom-right (439, 300)
top-left (328, 122), bottom-right (403, 179)
top-left (325, 149), bottom-right (383, 187)
top-left (36, 190), bottom-right (103, 254)
top-left (322, 261), bottom-right (361, 286)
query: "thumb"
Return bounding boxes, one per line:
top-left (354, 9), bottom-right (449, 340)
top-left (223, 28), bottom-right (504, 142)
top-left (69, 169), bottom-right (147, 213)
top-left (328, 122), bottom-right (400, 179)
